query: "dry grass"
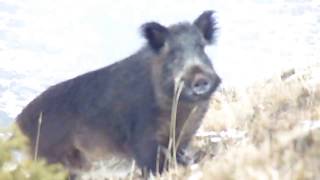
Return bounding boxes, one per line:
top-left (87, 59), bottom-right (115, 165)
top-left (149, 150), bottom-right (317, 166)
top-left (186, 64), bottom-right (320, 180)
top-left (75, 64), bottom-right (320, 180)
top-left (34, 112), bottom-right (43, 161)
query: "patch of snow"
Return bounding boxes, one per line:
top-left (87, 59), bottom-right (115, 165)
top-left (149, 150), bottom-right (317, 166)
top-left (197, 129), bottom-right (247, 143)
top-left (300, 120), bottom-right (320, 131)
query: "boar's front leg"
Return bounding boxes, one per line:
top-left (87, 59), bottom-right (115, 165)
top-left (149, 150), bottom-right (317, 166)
top-left (132, 137), bottom-right (166, 175)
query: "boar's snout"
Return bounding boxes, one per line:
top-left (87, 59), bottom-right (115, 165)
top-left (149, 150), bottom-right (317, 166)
top-left (192, 73), bottom-right (212, 95)
top-left (178, 65), bottom-right (221, 102)
top-left (191, 72), bottom-right (221, 98)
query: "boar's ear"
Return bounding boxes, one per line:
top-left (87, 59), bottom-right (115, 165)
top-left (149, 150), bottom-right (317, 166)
top-left (141, 22), bottom-right (169, 52)
top-left (194, 10), bottom-right (217, 44)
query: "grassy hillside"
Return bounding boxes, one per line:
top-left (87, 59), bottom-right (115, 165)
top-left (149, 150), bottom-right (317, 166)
top-left (1, 64), bottom-right (319, 180)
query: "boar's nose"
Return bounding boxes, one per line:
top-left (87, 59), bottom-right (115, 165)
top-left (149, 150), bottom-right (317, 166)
top-left (191, 74), bottom-right (212, 96)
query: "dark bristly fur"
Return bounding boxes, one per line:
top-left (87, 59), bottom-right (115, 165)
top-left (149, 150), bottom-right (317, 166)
top-left (16, 10), bottom-right (221, 178)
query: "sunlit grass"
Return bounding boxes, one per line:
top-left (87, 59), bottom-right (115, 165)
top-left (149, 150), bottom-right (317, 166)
top-left (0, 125), bottom-right (68, 180)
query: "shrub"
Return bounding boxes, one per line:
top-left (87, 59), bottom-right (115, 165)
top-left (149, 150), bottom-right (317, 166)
top-left (0, 125), bottom-right (68, 180)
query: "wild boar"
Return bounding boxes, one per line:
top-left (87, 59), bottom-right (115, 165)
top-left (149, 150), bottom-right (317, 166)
top-left (16, 10), bottom-right (221, 178)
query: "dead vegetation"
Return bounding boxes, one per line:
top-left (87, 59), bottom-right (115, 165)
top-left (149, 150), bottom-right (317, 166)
top-left (185, 64), bottom-right (320, 180)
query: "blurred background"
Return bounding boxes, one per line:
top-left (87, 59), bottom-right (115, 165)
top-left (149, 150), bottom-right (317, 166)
top-left (0, 0), bottom-right (319, 126)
